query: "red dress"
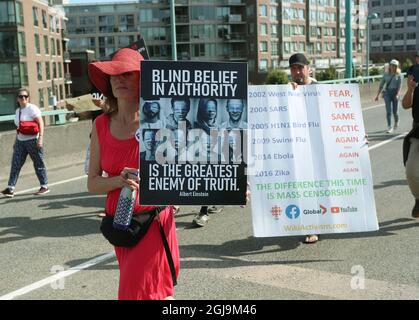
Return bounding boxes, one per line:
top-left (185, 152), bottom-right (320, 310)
top-left (95, 114), bottom-right (180, 300)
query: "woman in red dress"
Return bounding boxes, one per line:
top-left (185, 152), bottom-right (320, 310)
top-left (87, 48), bottom-right (179, 300)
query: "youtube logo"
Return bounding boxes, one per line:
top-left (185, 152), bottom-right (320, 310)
top-left (331, 207), bottom-right (340, 214)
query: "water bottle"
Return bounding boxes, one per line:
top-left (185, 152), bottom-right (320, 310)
top-left (113, 186), bottom-right (136, 230)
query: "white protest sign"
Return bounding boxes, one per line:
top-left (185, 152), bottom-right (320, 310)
top-left (248, 84), bottom-right (378, 237)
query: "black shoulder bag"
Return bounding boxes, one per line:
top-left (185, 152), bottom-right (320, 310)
top-left (100, 206), bottom-right (177, 286)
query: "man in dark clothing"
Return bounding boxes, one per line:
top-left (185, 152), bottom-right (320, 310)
top-left (288, 53), bottom-right (319, 244)
top-left (402, 53), bottom-right (419, 218)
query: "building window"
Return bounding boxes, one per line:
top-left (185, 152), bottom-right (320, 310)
top-left (37, 62), bottom-right (42, 81)
top-left (0, 1), bottom-right (16, 26)
top-left (394, 22), bottom-right (404, 28)
top-left (0, 63), bottom-right (20, 88)
top-left (44, 35), bottom-right (49, 54)
top-left (283, 24), bottom-right (290, 37)
top-left (270, 6), bottom-right (277, 20)
top-left (407, 9), bottom-right (416, 16)
top-left (259, 5), bottom-right (267, 17)
top-left (284, 42), bottom-right (290, 54)
top-left (407, 33), bottom-right (416, 40)
top-left (51, 38), bottom-right (56, 56)
top-left (260, 23), bottom-right (267, 36)
top-left (407, 21), bottom-right (416, 27)
top-left (20, 62), bottom-right (28, 86)
top-left (271, 41), bottom-right (278, 55)
top-left (18, 32), bottom-right (26, 57)
top-left (394, 34), bottom-right (404, 40)
top-left (383, 34), bottom-right (392, 41)
top-left (32, 7), bottom-right (39, 26)
top-left (42, 10), bottom-right (47, 29)
top-left (383, 23), bottom-right (392, 29)
top-left (45, 62), bottom-right (50, 80)
top-left (248, 59), bottom-right (255, 72)
top-left (0, 93), bottom-right (16, 115)
top-left (56, 39), bottom-right (61, 56)
top-left (259, 59), bottom-right (268, 72)
top-left (395, 10), bottom-right (404, 17)
top-left (58, 62), bottom-right (62, 78)
top-left (260, 41), bottom-right (268, 52)
top-left (0, 31), bottom-right (18, 58)
top-left (53, 62), bottom-right (57, 79)
top-left (15, 1), bottom-right (24, 26)
top-left (38, 88), bottom-right (45, 109)
top-left (371, 34), bottom-right (380, 41)
top-left (34, 34), bottom-right (40, 54)
top-left (271, 24), bottom-right (278, 36)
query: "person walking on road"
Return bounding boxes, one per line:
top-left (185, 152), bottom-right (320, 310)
top-left (375, 59), bottom-right (403, 133)
top-left (1, 88), bottom-right (49, 198)
top-left (87, 48), bottom-right (180, 300)
top-left (288, 53), bottom-right (319, 244)
top-left (402, 60), bottom-right (419, 218)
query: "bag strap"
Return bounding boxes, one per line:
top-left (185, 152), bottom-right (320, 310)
top-left (17, 108), bottom-right (21, 134)
top-left (385, 74), bottom-right (395, 90)
top-left (155, 209), bottom-right (177, 287)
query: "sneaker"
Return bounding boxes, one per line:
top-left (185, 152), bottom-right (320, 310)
top-left (173, 206), bottom-right (180, 215)
top-left (207, 206), bottom-right (224, 214)
top-left (1, 188), bottom-right (14, 198)
top-left (412, 199), bottom-right (419, 219)
top-left (192, 212), bottom-right (209, 227)
top-left (386, 126), bottom-right (394, 133)
top-left (394, 122), bottom-right (399, 130)
top-left (34, 187), bottom-right (50, 195)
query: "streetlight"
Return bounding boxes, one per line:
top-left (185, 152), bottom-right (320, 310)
top-left (345, 0), bottom-right (352, 79)
top-left (366, 12), bottom-right (379, 78)
top-left (169, 0), bottom-right (177, 61)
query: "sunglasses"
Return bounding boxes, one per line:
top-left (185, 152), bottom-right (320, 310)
top-left (18, 95), bottom-right (29, 99)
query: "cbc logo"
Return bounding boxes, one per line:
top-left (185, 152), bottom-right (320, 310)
top-left (285, 205), bottom-right (300, 219)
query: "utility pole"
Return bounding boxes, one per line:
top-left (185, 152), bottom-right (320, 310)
top-left (170, 0), bottom-right (177, 61)
top-left (345, 0), bottom-right (352, 79)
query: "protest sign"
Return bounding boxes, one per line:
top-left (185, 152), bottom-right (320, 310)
top-left (248, 84), bottom-right (379, 237)
top-left (139, 61), bottom-right (248, 205)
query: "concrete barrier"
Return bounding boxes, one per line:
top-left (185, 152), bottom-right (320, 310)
top-left (0, 120), bottom-right (92, 182)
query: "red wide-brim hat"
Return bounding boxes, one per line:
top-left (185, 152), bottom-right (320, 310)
top-left (88, 48), bottom-right (144, 98)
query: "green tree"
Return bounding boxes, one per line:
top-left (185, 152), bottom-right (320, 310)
top-left (370, 67), bottom-right (380, 76)
top-left (316, 66), bottom-right (337, 81)
top-left (402, 58), bottom-right (413, 72)
top-left (266, 69), bottom-right (289, 84)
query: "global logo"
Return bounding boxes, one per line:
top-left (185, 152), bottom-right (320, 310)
top-left (285, 205), bottom-right (300, 219)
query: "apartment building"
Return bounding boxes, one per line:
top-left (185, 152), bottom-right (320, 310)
top-left (63, 0), bottom-right (368, 84)
top-left (369, 0), bottom-right (419, 63)
top-left (0, 0), bottom-right (71, 116)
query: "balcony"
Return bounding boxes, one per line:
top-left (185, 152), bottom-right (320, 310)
top-left (225, 33), bottom-right (246, 41)
top-left (176, 34), bottom-right (190, 42)
top-left (176, 15), bottom-right (189, 23)
top-left (224, 14), bottom-right (243, 23)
